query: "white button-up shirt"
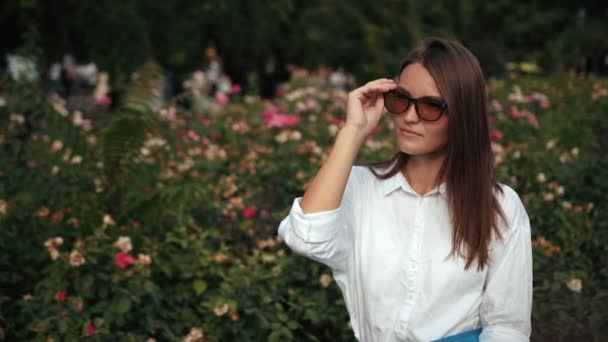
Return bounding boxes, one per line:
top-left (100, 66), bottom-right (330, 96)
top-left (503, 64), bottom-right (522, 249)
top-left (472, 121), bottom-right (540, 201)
top-left (277, 166), bottom-right (532, 341)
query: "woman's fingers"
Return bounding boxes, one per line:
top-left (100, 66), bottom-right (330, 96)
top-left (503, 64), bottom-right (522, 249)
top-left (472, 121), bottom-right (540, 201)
top-left (357, 79), bottom-right (397, 99)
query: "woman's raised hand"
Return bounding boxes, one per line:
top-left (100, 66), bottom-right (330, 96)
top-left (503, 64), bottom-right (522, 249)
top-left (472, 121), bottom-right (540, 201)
top-left (344, 78), bottom-right (397, 140)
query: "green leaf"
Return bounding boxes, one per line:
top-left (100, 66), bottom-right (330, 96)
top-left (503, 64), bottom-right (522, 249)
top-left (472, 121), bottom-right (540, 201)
top-left (117, 296), bottom-right (132, 314)
top-left (193, 279), bottom-right (207, 295)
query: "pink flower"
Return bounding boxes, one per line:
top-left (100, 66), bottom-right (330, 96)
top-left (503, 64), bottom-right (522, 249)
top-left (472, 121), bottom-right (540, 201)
top-left (487, 116), bottom-right (496, 125)
top-left (230, 84), bottom-right (242, 94)
top-left (330, 117), bottom-right (345, 125)
top-left (243, 207), bottom-right (258, 219)
top-left (490, 99), bottom-right (503, 112)
top-left (97, 96), bottom-right (112, 106)
top-left (87, 323), bottom-right (95, 335)
top-left (202, 137), bottom-right (210, 145)
top-left (187, 130), bottom-right (199, 141)
top-left (528, 114), bottom-right (539, 127)
top-left (215, 92), bottom-right (229, 106)
top-left (200, 117), bottom-right (210, 127)
top-left (56, 290), bottom-right (68, 303)
top-left (510, 106), bottom-right (522, 119)
top-left (262, 108), bottom-right (301, 128)
top-left (114, 252), bottom-right (135, 269)
top-left (490, 130), bottom-right (503, 140)
top-left (539, 99), bottom-right (550, 109)
top-left (167, 107), bottom-right (177, 122)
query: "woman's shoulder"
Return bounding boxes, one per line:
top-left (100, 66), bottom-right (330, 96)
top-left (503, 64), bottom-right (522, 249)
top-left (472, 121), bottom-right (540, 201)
top-left (495, 183), bottom-right (530, 231)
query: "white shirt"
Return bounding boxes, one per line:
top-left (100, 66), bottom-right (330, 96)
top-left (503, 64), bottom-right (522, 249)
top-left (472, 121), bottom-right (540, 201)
top-left (277, 165), bottom-right (532, 342)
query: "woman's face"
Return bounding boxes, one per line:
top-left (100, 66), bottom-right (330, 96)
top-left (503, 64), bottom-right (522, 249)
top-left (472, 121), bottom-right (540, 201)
top-left (391, 63), bottom-right (449, 157)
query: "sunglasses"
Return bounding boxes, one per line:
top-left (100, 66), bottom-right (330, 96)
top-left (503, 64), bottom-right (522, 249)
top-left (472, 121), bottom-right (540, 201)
top-left (383, 89), bottom-right (448, 122)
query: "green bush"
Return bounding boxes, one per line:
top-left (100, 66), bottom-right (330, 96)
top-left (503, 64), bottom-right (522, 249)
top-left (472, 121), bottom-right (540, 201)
top-left (0, 67), bottom-right (607, 340)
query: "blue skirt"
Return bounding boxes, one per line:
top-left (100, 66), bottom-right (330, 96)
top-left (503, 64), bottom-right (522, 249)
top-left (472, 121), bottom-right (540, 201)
top-left (431, 328), bottom-right (482, 342)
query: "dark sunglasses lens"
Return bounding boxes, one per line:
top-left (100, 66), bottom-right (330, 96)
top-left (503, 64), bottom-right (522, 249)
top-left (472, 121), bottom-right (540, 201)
top-left (418, 99), bottom-right (444, 121)
top-left (385, 92), bottom-right (409, 113)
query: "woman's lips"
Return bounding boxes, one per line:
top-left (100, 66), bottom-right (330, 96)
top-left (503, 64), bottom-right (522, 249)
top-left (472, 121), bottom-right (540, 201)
top-left (399, 128), bottom-right (422, 137)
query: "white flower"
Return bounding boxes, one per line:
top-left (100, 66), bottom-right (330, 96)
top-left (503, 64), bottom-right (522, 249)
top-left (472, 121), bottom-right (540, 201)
top-left (6, 54), bottom-right (38, 82)
top-left (114, 236), bottom-right (132, 253)
top-left (213, 303), bottom-right (229, 317)
top-left (512, 150), bottom-right (521, 159)
top-left (9, 113), bottom-right (25, 124)
top-left (536, 173), bottom-right (547, 183)
top-left (51, 140), bottom-right (63, 152)
top-left (328, 124), bottom-right (339, 136)
top-left (571, 147), bottom-right (579, 157)
top-left (566, 278), bottom-right (582, 293)
top-left (556, 186), bottom-right (565, 196)
top-left (70, 155), bottom-right (82, 165)
top-left (103, 214), bottom-right (116, 226)
top-left (72, 111), bottom-right (84, 127)
top-left (545, 139), bottom-right (557, 150)
top-left (290, 130), bottom-right (302, 141)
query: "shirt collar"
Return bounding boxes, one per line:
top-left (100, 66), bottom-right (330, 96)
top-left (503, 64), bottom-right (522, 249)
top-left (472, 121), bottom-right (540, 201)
top-left (382, 170), bottom-right (447, 199)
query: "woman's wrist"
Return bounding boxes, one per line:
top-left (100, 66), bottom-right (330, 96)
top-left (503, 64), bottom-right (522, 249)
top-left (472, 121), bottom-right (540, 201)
top-left (339, 124), bottom-right (368, 146)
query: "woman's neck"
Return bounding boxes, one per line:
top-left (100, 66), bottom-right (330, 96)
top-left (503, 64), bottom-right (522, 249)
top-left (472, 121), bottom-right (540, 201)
top-left (403, 152), bottom-right (447, 196)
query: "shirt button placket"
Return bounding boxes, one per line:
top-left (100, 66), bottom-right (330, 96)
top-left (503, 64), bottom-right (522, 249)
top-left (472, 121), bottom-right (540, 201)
top-left (397, 197), bottom-right (425, 340)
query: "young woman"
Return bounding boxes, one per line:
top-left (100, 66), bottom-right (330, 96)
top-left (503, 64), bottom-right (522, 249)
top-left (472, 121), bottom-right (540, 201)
top-left (277, 37), bottom-right (532, 342)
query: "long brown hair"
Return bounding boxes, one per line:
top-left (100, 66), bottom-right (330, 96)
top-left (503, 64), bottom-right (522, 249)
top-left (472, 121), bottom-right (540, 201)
top-left (358, 37), bottom-right (506, 271)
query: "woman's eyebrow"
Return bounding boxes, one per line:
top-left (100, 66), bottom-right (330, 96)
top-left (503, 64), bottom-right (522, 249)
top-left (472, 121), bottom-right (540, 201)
top-left (395, 86), bottom-right (445, 101)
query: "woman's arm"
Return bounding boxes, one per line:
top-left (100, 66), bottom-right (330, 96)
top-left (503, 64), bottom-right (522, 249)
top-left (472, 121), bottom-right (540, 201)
top-left (479, 190), bottom-right (533, 341)
top-left (301, 79), bottom-right (396, 214)
top-left (278, 79), bottom-right (396, 271)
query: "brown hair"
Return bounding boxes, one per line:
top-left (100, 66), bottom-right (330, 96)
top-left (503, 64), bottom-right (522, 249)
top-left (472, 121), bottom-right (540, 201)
top-left (357, 37), bottom-right (506, 271)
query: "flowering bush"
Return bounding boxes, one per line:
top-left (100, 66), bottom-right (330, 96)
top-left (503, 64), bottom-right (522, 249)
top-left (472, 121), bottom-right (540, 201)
top-left (0, 66), bottom-right (607, 341)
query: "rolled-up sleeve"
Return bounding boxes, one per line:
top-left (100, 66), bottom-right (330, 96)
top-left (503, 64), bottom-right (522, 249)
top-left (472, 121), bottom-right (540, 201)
top-left (277, 166), bottom-right (361, 271)
top-left (480, 194), bottom-right (533, 342)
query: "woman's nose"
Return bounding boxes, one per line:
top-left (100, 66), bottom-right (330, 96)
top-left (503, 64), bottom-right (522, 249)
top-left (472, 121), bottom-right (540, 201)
top-left (403, 103), bottom-right (420, 123)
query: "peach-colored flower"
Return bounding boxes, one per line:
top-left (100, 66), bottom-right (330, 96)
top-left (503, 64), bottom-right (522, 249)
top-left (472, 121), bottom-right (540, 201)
top-left (0, 199), bottom-right (7, 216)
top-left (37, 207), bottom-right (50, 218)
top-left (68, 217), bottom-right (80, 228)
top-left (69, 250), bottom-right (86, 267)
top-left (214, 252), bottom-right (228, 263)
top-left (72, 297), bottom-right (84, 312)
top-left (23, 294), bottom-right (33, 301)
top-left (137, 253), bottom-right (152, 265)
top-left (320, 274), bottom-right (333, 288)
top-left (51, 140), bottom-right (63, 152)
top-left (184, 327), bottom-right (205, 342)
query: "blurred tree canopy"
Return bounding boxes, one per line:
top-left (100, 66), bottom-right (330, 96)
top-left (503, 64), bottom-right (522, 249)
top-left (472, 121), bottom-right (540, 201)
top-left (1, 0), bottom-right (607, 91)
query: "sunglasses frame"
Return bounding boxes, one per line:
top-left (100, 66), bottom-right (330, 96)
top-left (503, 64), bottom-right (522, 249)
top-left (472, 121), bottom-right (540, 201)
top-left (383, 89), bottom-right (448, 122)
